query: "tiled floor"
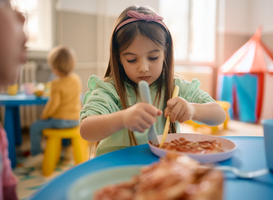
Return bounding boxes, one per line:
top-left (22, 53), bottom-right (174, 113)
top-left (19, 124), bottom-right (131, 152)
top-left (13, 120), bottom-right (263, 200)
top-left (13, 132), bottom-right (77, 200)
top-left (14, 158), bottom-right (74, 200)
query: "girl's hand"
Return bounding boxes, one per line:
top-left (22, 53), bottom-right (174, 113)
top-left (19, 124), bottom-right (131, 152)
top-left (122, 103), bottom-right (162, 132)
top-left (164, 97), bottom-right (194, 123)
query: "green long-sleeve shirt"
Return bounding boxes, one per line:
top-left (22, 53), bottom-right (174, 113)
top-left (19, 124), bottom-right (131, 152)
top-left (80, 75), bottom-right (215, 156)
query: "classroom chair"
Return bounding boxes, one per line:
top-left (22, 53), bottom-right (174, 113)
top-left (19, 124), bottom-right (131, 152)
top-left (216, 101), bottom-right (231, 129)
top-left (42, 125), bottom-right (89, 176)
top-left (185, 101), bottom-right (231, 134)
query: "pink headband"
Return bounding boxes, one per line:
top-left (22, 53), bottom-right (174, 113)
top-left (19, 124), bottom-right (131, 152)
top-left (115, 10), bottom-right (168, 33)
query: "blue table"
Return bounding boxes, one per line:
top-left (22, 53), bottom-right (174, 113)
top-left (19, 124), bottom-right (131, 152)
top-left (0, 93), bottom-right (48, 168)
top-left (30, 136), bottom-right (273, 200)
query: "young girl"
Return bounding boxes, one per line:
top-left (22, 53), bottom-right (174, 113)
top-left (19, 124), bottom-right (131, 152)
top-left (80, 5), bottom-right (226, 157)
top-left (26, 46), bottom-right (82, 166)
top-left (0, 0), bottom-right (26, 199)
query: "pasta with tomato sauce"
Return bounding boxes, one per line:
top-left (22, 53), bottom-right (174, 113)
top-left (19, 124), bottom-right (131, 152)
top-left (161, 137), bottom-right (224, 154)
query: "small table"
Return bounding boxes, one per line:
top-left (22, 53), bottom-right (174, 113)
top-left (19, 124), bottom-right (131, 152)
top-left (30, 136), bottom-right (273, 200)
top-left (0, 93), bottom-right (48, 168)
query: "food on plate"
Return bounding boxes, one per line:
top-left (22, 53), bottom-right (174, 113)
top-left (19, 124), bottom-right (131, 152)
top-left (160, 137), bottom-right (224, 154)
top-left (94, 152), bottom-right (224, 200)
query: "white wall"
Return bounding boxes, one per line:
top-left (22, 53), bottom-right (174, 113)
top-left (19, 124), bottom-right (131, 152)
top-left (106, 0), bottom-right (159, 16)
top-left (57, 0), bottom-right (159, 16)
top-left (57, 0), bottom-right (97, 14)
top-left (250, 0), bottom-right (273, 33)
top-left (57, 0), bottom-right (273, 39)
top-left (219, 0), bottom-right (273, 35)
top-left (222, 0), bottom-right (250, 35)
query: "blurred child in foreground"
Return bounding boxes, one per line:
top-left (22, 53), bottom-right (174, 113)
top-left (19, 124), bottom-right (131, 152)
top-left (0, 0), bottom-right (27, 199)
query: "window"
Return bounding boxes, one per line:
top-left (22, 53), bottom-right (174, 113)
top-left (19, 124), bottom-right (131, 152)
top-left (159, 0), bottom-right (216, 64)
top-left (11, 0), bottom-right (54, 56)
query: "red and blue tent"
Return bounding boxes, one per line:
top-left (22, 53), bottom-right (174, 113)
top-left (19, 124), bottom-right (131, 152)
top-left (218, 27), bottom-right (273, 123)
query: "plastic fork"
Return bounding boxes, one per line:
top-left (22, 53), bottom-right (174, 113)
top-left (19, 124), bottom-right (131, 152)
top-left (138, 81), bottom-right (159, 146)
top-left (201, 165), bottom-right (269, 179)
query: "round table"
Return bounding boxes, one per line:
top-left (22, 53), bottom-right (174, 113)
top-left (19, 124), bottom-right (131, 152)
top-left (30, 136), bottom-right (273, 200)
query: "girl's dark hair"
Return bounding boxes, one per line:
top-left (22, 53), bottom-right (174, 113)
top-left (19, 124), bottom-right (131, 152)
top-left (104, 5), bottom-right (176, 146)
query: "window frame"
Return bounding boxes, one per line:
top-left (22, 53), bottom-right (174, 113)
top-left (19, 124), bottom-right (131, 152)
top-left (12, 0), bottom-right (56, 59)
top-left (160, 0), bottom-right (218, 68)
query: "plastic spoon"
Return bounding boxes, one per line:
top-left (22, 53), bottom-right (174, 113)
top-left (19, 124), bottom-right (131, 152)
top-left (138, 81), bottom-right (159, 146)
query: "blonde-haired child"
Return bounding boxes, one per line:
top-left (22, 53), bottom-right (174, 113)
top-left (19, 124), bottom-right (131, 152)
top-left (27, 45), bottom-right (82, 166)
top-left (80, 5), bottom-right (226, 157)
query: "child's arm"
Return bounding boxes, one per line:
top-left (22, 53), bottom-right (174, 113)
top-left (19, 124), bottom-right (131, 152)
top-left (164, 97), bottom-right (226, 126)
top-left (80, 103), bottom-right (162, 142)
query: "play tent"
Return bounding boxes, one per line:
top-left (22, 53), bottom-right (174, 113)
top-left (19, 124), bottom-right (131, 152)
top-left (218, 27), bottom-right (273, 123)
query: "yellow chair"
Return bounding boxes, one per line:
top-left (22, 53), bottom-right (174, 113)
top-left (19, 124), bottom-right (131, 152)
top-left (216, 101), bottom-right (231, 129)
top-left (185, 101), bottom-right (231, 134)
top-left (42, 126), bottom-right (89, 176)
top-left (185, 120), bottom-right (219, 134)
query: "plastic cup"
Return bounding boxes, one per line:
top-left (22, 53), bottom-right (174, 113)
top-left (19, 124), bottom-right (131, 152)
top-left (24, 83), bottom-right (35, 95)
top-left (262, 119), bottom-right (273, 171)
top-left (7, 84), bottom-right (18, 95)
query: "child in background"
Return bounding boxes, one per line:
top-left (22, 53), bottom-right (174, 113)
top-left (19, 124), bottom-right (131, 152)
top-left (80, 5), bottom-right (226, 157)
top-left (0, 0), bottom-right (27, 199)
top-left (26, 46), bottom-right (82, 166)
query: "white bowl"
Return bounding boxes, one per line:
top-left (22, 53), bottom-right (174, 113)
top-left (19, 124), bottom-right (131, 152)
top-left (149, 133), bottom-right (237, 163)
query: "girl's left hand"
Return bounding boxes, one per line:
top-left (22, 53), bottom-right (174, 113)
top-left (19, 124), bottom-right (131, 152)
top-left (164, 97), bottom-right (195, 123)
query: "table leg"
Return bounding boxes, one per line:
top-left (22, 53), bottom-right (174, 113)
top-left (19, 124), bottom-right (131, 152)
top-left (14, 106), bottom-right (22, 145)
top-left (5, 106), bottom-right (16, 168)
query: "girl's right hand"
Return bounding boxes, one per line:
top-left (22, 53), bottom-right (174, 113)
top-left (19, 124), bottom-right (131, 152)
top-left (122, 103), bottom-right (162, 133)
